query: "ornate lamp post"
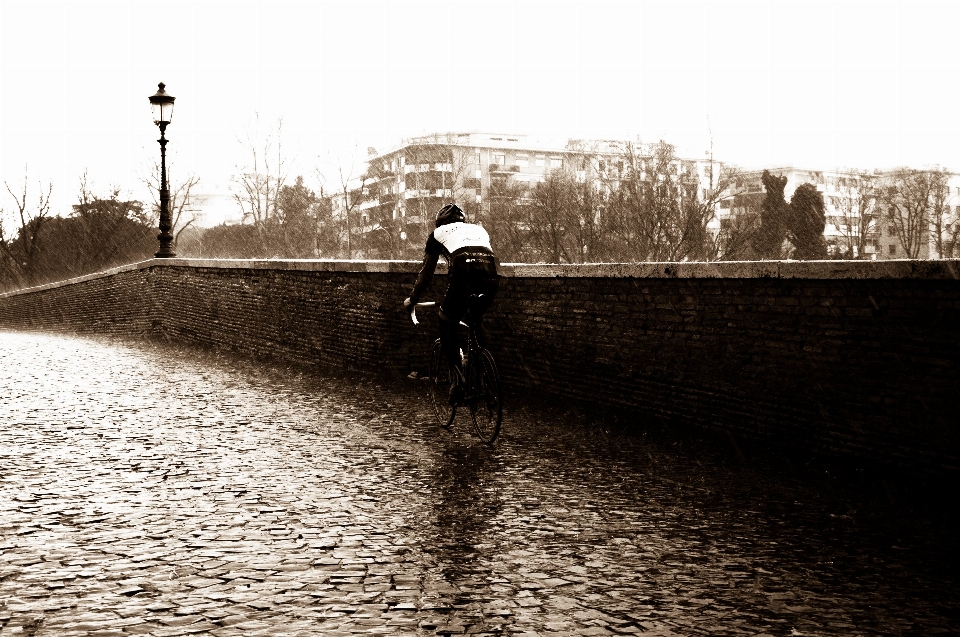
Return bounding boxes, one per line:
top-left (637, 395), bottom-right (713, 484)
top-left (148, 82), bottom-right (176, 257)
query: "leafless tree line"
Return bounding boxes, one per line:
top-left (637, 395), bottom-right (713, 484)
top-left (828, 168), bottom-right (957, 259)
top-left (0, 161), bottom-right (202, 292)
top-left (4, 121), bottom-right (958, 292)
top-left (485, 141), bottom-right (743, 263)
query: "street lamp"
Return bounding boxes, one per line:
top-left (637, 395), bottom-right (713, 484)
top-left (148, 82), bottom-right (176, 257)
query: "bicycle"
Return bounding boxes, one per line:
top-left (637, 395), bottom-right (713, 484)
top-left (410, 297), bottom-right (503, 444)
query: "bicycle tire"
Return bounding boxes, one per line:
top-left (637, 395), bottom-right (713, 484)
top-left (469, 348), bottom-right (502, 443)
top-left (428, 338), bottom-right (456, 429)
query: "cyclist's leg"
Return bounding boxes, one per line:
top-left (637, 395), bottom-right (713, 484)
top-left (437, 312), bottom-right (461, 373)
top-left (466, 275), bottom-right (500, 350)
top-left (439, 275), bottom-right (470, 374)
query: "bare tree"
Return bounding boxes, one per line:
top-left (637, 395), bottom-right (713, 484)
top-left (319, 149), bottom-right (369, 259)
top-left (715, 209), bottom-right (760, 261)
top-left (831, 173), bottom-right (878, 259)
top-left (879, 168), bottom-right (946, 259)
top-left (142, 160), bottom-right (200, 251)
top-left (361, 155), bottom-right (409, 260)
top-left (527, 169), bottom-right (575, 263)
top-left (928, 169), bottom-right (953, 258)
top-left (567, 172), bottom-right (607, 263)
top-left (603, 140), bottom-right (726, 262)
top-left (232, 115), bottom-right (289, 256)
top-left (0, 167), bottom-right (53, 289)
top-left (946, 206), bottom-right (960, 259)
top-left (686, 160), bottom-right (741, 262)
top-left (522, 168), bottom-right (608, 264)
top-left (485, 179), bottom-right (532, 263)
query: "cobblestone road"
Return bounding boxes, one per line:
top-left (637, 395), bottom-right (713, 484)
top-left (1, 330), bottom-right (957, 636)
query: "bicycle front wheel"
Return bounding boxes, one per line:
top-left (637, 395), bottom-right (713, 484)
top-left (469, 349), bottom-right (502, 444)
top-left (428, 338), bottom-right (456, 429)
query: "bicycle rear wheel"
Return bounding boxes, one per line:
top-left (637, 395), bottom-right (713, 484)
top-left (469, 349), bottom-right (502, 443)
top-left (428, 338), bottom-right (456, 429)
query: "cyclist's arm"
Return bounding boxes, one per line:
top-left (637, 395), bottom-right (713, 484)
top-left (409, 251), bottom-right (439, 304)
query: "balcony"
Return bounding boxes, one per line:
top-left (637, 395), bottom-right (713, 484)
top-left (404, 189), bottom-right (452, 199)
top-left (489, 164), bottom-right (521, 173)
top-left (404, 163), bottom-right (453, 174)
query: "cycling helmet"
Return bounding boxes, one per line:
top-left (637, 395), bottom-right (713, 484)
top-left (435, 203), bottom-right (465, 227)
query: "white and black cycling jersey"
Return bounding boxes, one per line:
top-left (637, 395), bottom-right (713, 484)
top-left (409, 221), bottom-right (499, 304)
top-left (426, 222), bottom-right (494, 259)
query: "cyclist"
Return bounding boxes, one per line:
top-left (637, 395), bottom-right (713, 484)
top-left (404, 203), bottom-right (500, 401)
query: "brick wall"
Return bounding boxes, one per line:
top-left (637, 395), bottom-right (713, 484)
top-left (2, 258), bottom-right (958, 476)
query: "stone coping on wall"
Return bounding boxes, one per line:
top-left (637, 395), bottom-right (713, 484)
top-left (2, 257), bottom-right (959, 299)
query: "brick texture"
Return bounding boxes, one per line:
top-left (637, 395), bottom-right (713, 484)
top-left (1, 258), bottom-right (958, 476)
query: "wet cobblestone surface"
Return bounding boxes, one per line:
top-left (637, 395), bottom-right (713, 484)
top-left (1, 330), bottom-right (957, 636)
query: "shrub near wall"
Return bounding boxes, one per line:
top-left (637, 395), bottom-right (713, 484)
top-left (1, 258), bottom-right (958, 477)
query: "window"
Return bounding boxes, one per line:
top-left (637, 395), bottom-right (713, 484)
top-left (536, 156), bottom-right (545, 167)
top-left (889, 244), bottom-right (897, 256)
top-left (550, 158), bottom-right (562, 168)
top-left (516, 156), bottom-right (529, 168)
top-left (493, 153), bottom-right (505, 165)
top-left (888, 225), bottom-right (897, 234)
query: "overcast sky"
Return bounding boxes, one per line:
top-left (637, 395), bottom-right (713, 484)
top-left (1, 1), bottom-right (958, 215)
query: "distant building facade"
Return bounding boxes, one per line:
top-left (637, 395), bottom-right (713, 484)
top-left (722, 167), bottom-right (960, 260)
top-left (333, 132), bottom-right (723, 259)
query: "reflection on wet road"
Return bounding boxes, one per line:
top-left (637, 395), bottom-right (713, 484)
top-left (0, 330), bottom-right (956, 636)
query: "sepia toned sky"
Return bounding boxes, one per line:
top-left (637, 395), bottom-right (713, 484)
top-left (1, 1), bottom-right (958, 215)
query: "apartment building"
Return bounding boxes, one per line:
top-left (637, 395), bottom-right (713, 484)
top-left (723, 167), bottom-right (877, 258)
top-left (361, 133), bottom-right (587, 217)
top-left (340, 132), bottom-right (723, 259)
top-left (725, 167), bottom-right (960, 260)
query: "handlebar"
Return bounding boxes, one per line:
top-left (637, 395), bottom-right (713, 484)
top-left (410, 294), bottom-right (485, 326)
top-left (410, 301), bottom-right (436, 326)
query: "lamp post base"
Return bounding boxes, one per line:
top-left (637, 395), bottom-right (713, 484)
top-left (155, 229), bottom-right (176, 258)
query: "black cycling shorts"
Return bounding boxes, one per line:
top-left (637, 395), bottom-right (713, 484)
top-left (440, 267), bottom-right (499, 325)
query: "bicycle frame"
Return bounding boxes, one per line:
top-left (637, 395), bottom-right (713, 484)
top-left (410, 299), bottom-right (502, 443)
